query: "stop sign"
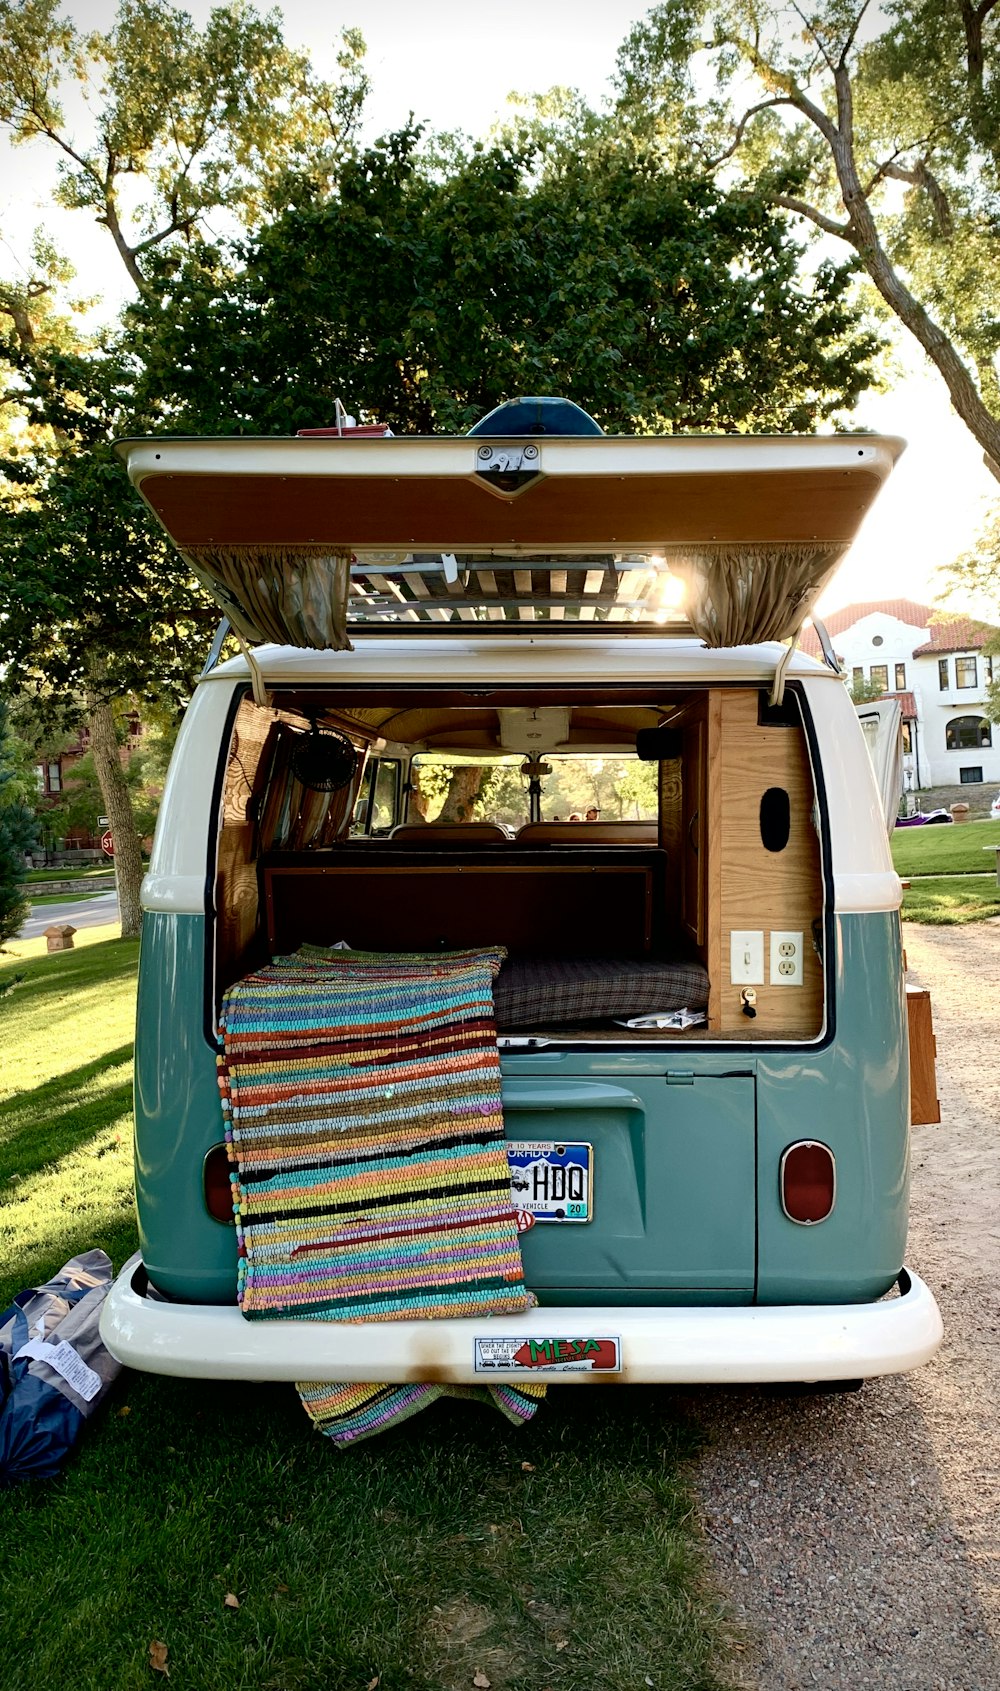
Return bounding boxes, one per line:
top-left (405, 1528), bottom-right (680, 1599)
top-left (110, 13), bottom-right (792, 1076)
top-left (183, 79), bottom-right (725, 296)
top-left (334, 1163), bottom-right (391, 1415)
top-left (101, 830), bottom-right (114, 855)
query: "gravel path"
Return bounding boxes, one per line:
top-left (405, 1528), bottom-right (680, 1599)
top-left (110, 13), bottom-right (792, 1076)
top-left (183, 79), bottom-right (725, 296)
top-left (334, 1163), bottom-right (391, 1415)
top-left (687, 920), bottom-right (1000, 1691)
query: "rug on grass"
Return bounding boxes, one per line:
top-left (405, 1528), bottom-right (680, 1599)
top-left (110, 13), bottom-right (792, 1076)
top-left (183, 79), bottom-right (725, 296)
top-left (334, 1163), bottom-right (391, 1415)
top-left (217, 944), bottom-right (543, 1446)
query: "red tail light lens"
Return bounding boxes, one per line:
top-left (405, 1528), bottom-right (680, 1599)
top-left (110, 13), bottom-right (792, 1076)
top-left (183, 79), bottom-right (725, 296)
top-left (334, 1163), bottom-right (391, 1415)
top-left (203, 1144), bottom-right (236, 1224)
top-left (780, 1141), bottom-right (836, 1224)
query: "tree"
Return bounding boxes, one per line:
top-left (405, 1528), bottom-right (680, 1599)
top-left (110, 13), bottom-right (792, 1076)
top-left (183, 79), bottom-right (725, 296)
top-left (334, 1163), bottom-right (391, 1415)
top-left (0, 697), bottom-right (38, 948)
top-left (614, 1), bottom-right (1000, 474)
top-left (127, 123), bottom-right (882, 436)
top-left (0, 0), bottom-right (370, 935)
top-left (941, 510), bottom-right (1000, 719)
top-left (848, 672), bottom-right (888, 704)
top-left (0, 348), bottom-right (212, 934)
top-left (0, 0), bottom-right (368, 297)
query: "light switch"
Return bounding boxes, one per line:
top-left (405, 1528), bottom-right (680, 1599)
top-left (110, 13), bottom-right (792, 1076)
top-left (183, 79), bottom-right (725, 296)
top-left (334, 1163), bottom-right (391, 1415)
top-left (730, 930), bottom-right (764, 984)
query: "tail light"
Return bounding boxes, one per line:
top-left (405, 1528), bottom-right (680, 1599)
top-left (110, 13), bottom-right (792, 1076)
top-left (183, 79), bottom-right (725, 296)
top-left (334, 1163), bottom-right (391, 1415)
top-left (780, 1141), bottom-right (836, 1224)
top-left (203, 1144), bottom-right (236, 1224)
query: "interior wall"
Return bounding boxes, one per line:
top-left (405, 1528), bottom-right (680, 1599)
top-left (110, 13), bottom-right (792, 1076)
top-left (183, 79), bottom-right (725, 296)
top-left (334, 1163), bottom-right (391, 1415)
top-left (707, 689), bottom-right (824, 1037)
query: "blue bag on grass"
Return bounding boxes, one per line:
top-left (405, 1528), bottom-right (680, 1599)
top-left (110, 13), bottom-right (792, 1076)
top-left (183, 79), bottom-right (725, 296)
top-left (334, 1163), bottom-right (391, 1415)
top-left (0, 1249), bottom-right (122, 1486)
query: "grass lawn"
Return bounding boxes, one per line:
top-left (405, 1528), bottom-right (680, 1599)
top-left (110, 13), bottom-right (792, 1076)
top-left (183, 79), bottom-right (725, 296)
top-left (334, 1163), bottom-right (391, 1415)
top-left (26, 891), bottom-right (104, 907)
top-left (902, 875), bottom-right (1000, 924)
top-left (0, 933), bottom-right (735, 1691)
top-left (24, 866), bottom-right (115, 882)
top-left (891, 816), bottom-right (1000, 877)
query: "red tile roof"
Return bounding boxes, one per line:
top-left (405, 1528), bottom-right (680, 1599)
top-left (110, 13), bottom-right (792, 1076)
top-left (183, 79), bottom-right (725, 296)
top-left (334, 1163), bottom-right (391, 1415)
top-left (883, 690), bottom-right (917, 718)
top-left (911, 618), bottom-right (999, 655)
top-left (801, 599), bottom-right (933, 656)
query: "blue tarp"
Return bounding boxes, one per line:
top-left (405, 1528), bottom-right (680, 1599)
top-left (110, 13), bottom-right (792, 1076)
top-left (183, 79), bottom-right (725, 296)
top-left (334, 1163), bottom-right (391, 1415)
top-left (0, 1249), bottom-right (121, 1486)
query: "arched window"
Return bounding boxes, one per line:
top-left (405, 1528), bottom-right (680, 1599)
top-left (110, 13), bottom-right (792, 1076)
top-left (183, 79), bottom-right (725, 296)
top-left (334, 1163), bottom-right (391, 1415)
top-left (946, 716), bottom-right (992, 751)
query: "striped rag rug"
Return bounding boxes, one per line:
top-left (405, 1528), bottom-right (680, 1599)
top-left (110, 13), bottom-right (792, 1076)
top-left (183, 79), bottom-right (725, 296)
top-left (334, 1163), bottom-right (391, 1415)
top-left (218, 944), bottom-right (544, 1445)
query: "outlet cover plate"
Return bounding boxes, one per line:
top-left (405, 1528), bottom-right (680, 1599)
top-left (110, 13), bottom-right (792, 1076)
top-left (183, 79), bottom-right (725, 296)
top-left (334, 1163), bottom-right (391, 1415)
top-left (770, 930), bottom-right (804, 986)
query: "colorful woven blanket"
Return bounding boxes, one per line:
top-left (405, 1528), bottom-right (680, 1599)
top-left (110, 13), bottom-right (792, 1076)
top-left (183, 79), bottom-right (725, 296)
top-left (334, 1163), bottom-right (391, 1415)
top-left (218, 945), bottom-right (542, 1445)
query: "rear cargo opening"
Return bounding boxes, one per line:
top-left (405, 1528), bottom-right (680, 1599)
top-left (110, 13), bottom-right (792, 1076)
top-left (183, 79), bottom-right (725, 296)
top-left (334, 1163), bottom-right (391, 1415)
top-left (213, 681), bottom-right (826, 1044)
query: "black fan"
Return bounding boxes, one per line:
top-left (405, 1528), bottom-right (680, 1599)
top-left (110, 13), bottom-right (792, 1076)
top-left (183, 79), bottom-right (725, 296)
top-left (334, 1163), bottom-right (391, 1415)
top-left (290, 723), bottom-right (357, 791)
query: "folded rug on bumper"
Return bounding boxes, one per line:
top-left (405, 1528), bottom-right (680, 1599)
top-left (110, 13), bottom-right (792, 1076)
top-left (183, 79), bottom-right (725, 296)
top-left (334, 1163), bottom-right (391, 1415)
top-left (217, 945), bottom-right (543, 1445)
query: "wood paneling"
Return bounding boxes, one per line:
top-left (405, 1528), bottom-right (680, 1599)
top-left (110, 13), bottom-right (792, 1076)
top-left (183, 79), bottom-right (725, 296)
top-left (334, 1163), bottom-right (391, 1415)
top-left (707, 689), bottom-right (824, 1037)
top-left (264, 860), bottom-right (656, 959)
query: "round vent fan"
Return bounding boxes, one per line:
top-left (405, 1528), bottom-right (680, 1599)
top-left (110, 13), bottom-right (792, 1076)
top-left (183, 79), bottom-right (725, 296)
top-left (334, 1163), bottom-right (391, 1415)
top-left (290, 724), bottom-right (357, 792)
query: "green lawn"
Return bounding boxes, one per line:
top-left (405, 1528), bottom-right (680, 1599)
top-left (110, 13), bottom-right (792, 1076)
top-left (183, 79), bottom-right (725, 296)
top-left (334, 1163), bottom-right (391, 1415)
top-left (0, 933), bottom-right (735, 1691)
top-left (902, 875), bottom-right (1000, 924)
top-left (891, 816), bottom-right (1000, 876)
top-left (26, 890), bottom-right (104, 907)
top-left (24, 866), bottom-right (115, 882)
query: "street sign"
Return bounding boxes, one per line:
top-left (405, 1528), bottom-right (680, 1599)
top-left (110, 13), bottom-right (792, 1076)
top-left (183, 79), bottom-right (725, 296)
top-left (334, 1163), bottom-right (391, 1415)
top-left (98, 816), bottom-right (110, 826)
top-left (101, 830), bottom-right (114, 855)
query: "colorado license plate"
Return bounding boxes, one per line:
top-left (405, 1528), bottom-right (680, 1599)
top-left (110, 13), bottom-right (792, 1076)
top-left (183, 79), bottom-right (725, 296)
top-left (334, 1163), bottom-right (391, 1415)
top-left (507, 1140), bottom-right (592, 1222)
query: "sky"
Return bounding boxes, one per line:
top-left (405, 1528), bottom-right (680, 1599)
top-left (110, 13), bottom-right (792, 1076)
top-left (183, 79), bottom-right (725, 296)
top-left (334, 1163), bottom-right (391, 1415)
top-left (2, 0), bottom-right (997, 618)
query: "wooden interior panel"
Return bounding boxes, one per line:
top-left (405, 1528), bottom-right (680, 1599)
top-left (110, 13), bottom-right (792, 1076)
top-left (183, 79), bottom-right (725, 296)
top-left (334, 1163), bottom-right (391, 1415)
top-left (139, 467), bottom-right (884, 550)
top-left (709, 689), bottom-right (824, 1037)
top-left (264, 860), bottom-right (655, 959)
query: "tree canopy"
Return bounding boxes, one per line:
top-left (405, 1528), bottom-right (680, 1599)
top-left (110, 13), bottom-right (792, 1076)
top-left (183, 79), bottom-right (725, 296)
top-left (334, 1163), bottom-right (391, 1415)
top-left (128, 123), bottom-right (880, 436)
top-left (612, 0), bottom-right (1000, 473)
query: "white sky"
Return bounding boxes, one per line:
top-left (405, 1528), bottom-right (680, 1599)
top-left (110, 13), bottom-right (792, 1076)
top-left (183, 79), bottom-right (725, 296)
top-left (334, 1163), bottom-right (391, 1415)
top-left (2, 0), bottom-right (997, 616)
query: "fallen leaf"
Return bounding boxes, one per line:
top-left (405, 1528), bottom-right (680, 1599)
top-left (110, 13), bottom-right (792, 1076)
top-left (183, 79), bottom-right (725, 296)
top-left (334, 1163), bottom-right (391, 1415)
top-left (366, 1678), bottom-right (381, 1690)
top-left (520, 1461), bottom-right (536, 1472)
top-left (275, 1584), bottom-right (289, 1595)
top-left (117, 1405), bottom-right (131, 1417)
top-left (555, 1640), bottom-right (569, 1651)
top-left (148, 1640), bottom-right (169, 1677)
top-left (223, 1593), bottom-right (240, 1609)
top-left (473, 1675), bottom-right (492, 1689)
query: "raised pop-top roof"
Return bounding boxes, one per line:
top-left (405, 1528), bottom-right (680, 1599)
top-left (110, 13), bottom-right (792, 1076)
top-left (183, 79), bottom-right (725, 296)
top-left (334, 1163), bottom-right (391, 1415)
top-left (116, 399), bottom-right (903, 652)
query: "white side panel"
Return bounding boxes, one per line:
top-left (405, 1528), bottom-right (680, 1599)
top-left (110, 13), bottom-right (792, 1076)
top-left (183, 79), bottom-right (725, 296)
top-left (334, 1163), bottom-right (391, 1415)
top-left (855, 698), bottom-right (904, 831)
top-left (800, 679), bottom-right (902, 913)
top-left (142, 679), bottom-right (241, 915)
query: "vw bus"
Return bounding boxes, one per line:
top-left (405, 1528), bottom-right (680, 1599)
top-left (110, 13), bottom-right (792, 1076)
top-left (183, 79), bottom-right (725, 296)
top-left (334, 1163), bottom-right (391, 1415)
top-left (100, 397), bottom-right (943, 1388)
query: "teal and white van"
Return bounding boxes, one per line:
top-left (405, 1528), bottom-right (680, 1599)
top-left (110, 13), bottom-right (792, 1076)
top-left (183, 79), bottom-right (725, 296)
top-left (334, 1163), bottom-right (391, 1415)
top-left (100, 398), bottom-right (943, 1388)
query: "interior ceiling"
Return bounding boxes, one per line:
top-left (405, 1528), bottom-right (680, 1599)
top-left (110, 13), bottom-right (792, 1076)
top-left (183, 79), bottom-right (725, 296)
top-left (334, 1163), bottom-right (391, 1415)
top-left (274, 699), bottom-right (663, 752)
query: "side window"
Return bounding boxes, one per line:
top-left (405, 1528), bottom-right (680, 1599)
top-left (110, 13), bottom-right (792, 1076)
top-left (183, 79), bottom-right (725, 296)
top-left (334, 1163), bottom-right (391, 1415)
top-left (349, 760), bottom-right (401, 835)
top-left (371, 760), bottom-right (401, 833)
top-left (349, 762), bottom-right (375, 835)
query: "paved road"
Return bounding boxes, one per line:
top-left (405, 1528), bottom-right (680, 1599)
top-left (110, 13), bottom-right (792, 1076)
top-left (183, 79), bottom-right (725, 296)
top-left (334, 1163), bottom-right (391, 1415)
top-left (18, 888), bottom-right (120, 940)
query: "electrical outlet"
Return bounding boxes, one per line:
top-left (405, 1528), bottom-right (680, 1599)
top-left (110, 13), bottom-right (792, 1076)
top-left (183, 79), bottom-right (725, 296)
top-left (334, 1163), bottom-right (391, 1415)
top-left (770, 930), bottom-right (803, 986)
top-left (730, 930), bottom-right (764, 984)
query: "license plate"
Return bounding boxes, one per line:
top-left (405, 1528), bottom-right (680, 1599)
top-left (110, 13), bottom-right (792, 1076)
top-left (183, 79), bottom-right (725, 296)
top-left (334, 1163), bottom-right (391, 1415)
top-left (507, 1140), bottom-right (592, 1222)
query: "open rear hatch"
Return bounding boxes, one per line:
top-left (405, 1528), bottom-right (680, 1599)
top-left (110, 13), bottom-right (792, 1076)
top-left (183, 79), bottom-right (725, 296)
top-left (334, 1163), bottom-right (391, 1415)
top-left (116, 413), bottom-right (902, 651)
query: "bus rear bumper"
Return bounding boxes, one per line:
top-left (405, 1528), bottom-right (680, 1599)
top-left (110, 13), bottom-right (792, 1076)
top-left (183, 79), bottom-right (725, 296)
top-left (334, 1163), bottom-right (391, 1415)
top-left (100, 1261), bottom-right (942, 1385)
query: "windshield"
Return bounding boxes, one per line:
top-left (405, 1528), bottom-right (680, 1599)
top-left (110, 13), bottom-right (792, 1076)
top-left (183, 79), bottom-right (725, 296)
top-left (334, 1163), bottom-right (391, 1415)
top-left (409, 754), bottom-right (658, 828)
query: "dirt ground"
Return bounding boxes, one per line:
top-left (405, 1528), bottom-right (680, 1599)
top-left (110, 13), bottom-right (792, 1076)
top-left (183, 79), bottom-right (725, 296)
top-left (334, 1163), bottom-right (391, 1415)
top-left (687, 920), bottom-right (1000, 1691)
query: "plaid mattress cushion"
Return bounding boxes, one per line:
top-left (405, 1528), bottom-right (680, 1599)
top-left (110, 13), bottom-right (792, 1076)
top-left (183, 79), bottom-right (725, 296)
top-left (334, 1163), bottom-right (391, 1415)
top-left (493, 956), bottom-right (710, 1028)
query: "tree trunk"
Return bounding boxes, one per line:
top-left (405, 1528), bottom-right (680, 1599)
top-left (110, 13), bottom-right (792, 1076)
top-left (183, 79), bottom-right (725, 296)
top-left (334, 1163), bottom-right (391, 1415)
top-left (84, 680), bottom-right (144, 940)
top-left (437, 766), bottom-right (488, 821)
top-left (825, 69), bottom-right (1000, 479)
